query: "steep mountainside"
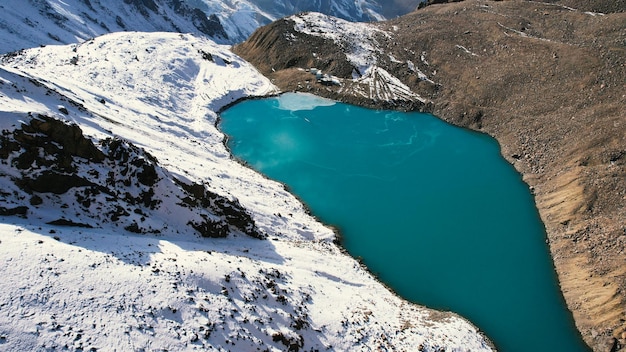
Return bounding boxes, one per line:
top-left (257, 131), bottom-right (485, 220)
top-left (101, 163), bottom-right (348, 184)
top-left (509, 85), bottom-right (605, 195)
top-left (234, 1), bottom-right (626, 350)
top-left (0, 0), bottom-right (229, 54)
top-left (0, 0), bottom-right (425, 54)
top-left (189, 0), bottom-right (424, 43)
top-left (0, 31), bottom-right (494, 351)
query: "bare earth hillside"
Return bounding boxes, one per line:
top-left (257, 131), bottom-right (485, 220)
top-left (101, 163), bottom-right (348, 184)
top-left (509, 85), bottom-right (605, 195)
top-left (234, 0), bottom-right (626, 350)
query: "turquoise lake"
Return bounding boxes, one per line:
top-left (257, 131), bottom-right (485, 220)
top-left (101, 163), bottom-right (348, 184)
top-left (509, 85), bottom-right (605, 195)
top-left (219, 93), bottom-right (589, 351)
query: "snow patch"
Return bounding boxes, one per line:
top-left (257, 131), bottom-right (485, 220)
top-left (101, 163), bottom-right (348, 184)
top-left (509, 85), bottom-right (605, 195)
top-left (292, 12), bottom-right (389, 77)
top-left (358, 65), bottom-right (426, 102)
top-left (407, 60), bottom-right (435, 84)
top-left (0, 0), bottom-right (397, 53)
top-left (277, 92), bottom-right (336, 111)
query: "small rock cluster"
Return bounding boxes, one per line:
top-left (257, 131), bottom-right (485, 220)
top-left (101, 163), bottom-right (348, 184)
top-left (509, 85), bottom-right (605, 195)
top-left (308, 68), bottom-right (341, 86)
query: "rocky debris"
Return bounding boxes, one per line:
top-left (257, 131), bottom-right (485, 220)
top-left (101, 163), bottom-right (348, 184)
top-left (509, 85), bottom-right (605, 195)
top-left (122, 0), bottom-right (229, 40)
top-left (235, 0), bottom-right (626, 350)
top-left (233, 15), bottom-right (434, 111)
top-left (419, 0), bottom-right (626, 14)
top-left (309, 68), bottom-right (341, 86)
top-left (0, 114), bottom-right (263, 239)
top-left (550, 0), bottom-right (626, 14)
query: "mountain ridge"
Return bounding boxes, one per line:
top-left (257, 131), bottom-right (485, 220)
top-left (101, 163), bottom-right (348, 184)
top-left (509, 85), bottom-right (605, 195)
top-left (0, 0), bottom-right (425, 54)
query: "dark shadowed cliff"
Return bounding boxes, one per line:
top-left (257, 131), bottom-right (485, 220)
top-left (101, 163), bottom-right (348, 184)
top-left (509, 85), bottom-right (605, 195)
top-left (233, 0), bottom-right (626, 350)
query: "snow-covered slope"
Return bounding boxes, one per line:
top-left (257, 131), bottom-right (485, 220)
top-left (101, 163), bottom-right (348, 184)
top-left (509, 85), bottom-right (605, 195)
top-left (0, 32), bottom-right (492, 351)
top-left (0, 0), bottom-right (425, 54)
top-left (0, 0), bottom-right (229, 54)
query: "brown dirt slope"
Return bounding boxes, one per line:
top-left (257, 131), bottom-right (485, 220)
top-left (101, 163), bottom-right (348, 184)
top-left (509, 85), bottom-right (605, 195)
top-left (234, 1), bottom-right (626, 350)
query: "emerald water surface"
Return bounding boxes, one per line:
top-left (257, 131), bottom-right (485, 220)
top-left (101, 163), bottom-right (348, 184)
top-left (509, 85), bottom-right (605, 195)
top-left (220, 93), bottom-right (588, 351)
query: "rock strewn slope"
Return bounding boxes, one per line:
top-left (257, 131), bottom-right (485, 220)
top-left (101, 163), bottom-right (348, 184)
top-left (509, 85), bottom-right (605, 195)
top-left (234, 1), bottom-right (626, 350)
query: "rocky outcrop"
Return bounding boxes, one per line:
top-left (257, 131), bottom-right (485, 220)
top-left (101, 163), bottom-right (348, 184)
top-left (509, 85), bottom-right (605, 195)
top-left (235, 19), bottom-right (354, 81)
top-left (16, 114), bottom-right (106, 163)
top-left (0, 114), bottom-right (263, 239)
top-left (233, 16), bottom-right (431, 111)
top-left (124, 0), bottom-right (159, 16)
top-left (121, 0), bottom-right (229, 39)
top-left (168, 0), bottom-right (229, 39)
top-left (235, 1), bottom-right (626, 350)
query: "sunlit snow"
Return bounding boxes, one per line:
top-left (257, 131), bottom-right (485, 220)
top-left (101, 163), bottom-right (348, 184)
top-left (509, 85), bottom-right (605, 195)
top-left (0, 31), bottom-right (492, 351)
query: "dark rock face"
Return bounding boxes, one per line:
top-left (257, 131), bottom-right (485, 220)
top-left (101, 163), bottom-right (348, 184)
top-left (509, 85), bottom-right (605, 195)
top-left (419, 0), bottom-right (465, 8)
top-left (14, 114), bottom-right (105, 165)
top-left (175, 179), bottom-right (265, 239)
top-left (19, 171), bottom-right (96, 194)
top-left (124, 0), bottom-right (159, 16)
top-left (168, 0), bottom-right (229, 40)
top-left (0, 115), bottom-right (263, 239)
top-left (235, 1), bottom-right (626, 350)
top-left (236, 19), bottom-right (354, 79)
top-left (0, 206), bottom-right (28, 217)
top-left (191, 11), bottom-right (229, 40)
top-left (47, 218), bottom-right (93, 228)
top-left (2, 115), bottom-right (104, 194)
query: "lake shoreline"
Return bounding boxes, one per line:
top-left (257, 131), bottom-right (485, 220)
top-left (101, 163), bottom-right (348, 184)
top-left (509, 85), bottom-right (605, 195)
top-left (219, 93), bottom-right (591, 351)
top-left (216, 93), bottom-right (500, 348)
top-left (233, 2), bottom-right (625, 350)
